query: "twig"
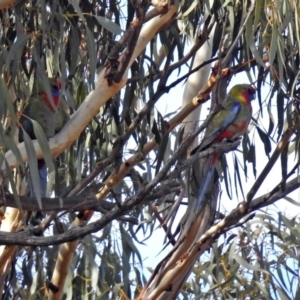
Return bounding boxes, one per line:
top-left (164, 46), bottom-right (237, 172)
top-left (222, 0), bottom-right (256, 68)
top-left (245, 127), bottom-right (294, 205)
top-left (152, 203), bottom-right (177, 246)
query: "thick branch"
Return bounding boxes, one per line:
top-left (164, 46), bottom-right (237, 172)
top-left (0, 0), bottom-right (14, 9)
top-left (0, 174), bottom-right (298, 246)
top-left (0, 193), bottom-right (110, 212)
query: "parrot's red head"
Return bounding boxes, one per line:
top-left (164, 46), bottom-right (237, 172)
top-left (230, 84), bottom-right (256, 105)
top-left (53, 79), bottom-right (62, 89)
top-left (39, 78), bottom-right (61, 111)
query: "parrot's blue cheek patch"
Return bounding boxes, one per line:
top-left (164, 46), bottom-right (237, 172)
top-left (250, 94), bottom-right (256, 101)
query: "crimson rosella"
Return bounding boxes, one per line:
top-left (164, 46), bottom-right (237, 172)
top-left (19, 78), bottom-right (69, 197)
top-left (191, 84), bottom-right (256, 209)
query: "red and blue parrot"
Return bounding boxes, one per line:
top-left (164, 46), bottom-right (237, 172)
top-left (191, 84), bottom-right (256, 209)
top-left (19, 78), bottom-right (68, 197)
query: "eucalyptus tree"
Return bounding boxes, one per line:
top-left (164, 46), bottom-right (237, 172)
top-left (0, 0), bottom-right (299, 299)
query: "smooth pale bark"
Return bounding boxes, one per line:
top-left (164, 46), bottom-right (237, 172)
top-left (181, 23), bottom-right (216, 148)
top-left (0, 208), bottom-right (21, 294)
top-left (0, 172), bottom-right (27, 296)
top-left (0, 0), bottom-right (14, 9)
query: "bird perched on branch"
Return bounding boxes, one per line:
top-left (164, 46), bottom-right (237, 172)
top-left (19, 78), bottom-right (69, 197)
top-left (191, 84), bottom-right (256, 209)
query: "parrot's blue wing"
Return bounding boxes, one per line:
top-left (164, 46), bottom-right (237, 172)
top-left (218, 100), bottom-right (241, 129)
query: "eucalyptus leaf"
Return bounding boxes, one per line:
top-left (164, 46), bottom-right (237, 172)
top-left (22, 128), bottom-right (42, 208)
top-left (94, 16), bottom-right (123, 35)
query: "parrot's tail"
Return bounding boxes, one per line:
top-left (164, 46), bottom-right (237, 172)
top-left (27, 162), bottom-right (47, 227)
top-left (195, 154), bottom-right (218, 210)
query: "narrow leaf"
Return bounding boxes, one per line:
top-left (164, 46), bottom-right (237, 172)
top-left (22, 129), bottom-right (42, 208)
top-left (94, 16), bottom-right (122, 35)
top-left (256, 126), bottom-right (272, 158)
top-left (31, 119), bottom-right (55, 173)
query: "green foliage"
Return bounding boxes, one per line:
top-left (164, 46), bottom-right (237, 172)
top-left (186, 211), bottom-right (300, 299)
top-left (0, 0), bottom-right (300, 299)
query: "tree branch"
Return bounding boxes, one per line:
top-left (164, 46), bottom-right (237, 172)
top-left (1, 127), bottom-right (299, 246)
top-left (0, 172), bottom-right (297, 246)
top-left (2, 6), bottom-right (177, 175)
